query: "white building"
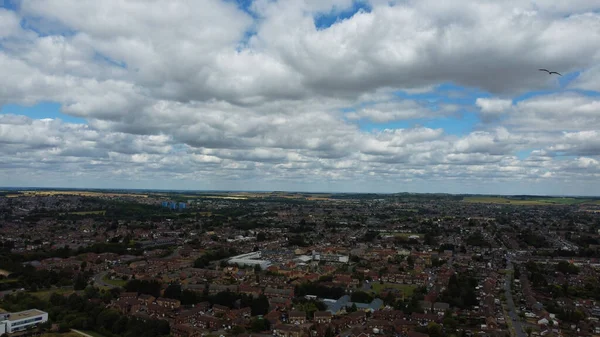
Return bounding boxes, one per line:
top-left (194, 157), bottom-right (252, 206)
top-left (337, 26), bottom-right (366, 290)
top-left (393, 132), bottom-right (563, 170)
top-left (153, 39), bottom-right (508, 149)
top-left (228, 251), bottom-right (272, 269)
top-left (0, 309), bottom-right (48, 334)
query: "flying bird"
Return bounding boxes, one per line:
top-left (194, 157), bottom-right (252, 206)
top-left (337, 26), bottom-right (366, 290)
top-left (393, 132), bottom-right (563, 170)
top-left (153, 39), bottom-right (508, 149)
top-left (539, 68), bottom-right (562, 76)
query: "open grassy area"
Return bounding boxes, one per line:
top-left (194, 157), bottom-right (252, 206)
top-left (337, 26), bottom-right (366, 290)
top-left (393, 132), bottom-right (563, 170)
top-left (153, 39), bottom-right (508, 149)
top-left (67, 210), bottom-right (106, 215)
top-left (381, 232), bottom-right (422, 239)
top-left (103, 275), bottom-right (127, 287)
top-left (0, 278), bottom-right (18, 284)
top-left (371, 282), bottom-right (417, 297)
top-left (78, 330), bottom-right (109, 337)
top-left (31, 288), bottom-right (75, 301)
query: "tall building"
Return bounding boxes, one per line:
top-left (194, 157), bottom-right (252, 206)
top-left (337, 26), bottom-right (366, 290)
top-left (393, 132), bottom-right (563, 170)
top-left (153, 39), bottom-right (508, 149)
top-left (0, 309), bottom-right (48, 334)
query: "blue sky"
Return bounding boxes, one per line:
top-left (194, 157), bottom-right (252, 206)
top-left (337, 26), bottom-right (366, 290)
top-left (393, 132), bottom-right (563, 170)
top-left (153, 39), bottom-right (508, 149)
top-left (0, 0), bottom-right (600, 195)
top-left (0, 102), bottom-right (86, 123)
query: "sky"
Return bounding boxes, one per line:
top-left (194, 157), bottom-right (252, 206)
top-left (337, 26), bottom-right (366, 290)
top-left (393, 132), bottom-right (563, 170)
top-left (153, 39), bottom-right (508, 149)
top-left (1, 0), bottom-right (600, 195)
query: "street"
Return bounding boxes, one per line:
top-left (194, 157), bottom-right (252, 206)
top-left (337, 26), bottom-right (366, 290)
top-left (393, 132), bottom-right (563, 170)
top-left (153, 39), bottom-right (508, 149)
top-left (92, 270), bottom-right (118, 289)
top-left (505, 260), bottom-right (526, 337)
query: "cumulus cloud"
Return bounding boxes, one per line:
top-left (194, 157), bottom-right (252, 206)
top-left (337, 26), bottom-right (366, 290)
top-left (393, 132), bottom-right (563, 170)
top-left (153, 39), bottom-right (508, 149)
top-left (0, 0), bottom-right (599, 194)
top-left (475, 98), bottom-right (512, 121)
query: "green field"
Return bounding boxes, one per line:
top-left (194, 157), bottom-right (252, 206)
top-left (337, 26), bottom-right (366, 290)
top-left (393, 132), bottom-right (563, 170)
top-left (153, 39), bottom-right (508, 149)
top-left (103, 275), bottom-right (127, 287)
top-left (463, 196), bottom-right (599, 206)
top-left (0, 278), bottom-right (18, 284)
top-left (31, 288), bottom-right (76, 301)
top-left (381, 232), bottom-right (422, 239)
top-left (66, 210), bottom-right (107, 215)
top-left (371, 283), bottom-right (417, 297)
top-left (78, 330), bottom-right (109, 337)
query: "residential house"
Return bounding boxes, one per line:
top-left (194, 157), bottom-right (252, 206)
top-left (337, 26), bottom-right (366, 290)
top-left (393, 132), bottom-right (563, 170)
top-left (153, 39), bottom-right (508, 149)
top-left (171, 324), bottom-right (202, 337)
top-left (347, 311), bottom-right (366, 325)
top-left (213, 304), bottom-right (230, 316)
top-left (274, 324), bottom-right (305, 337)
top-left (138, 294), bottom-right (155, 306)
top-left (120, 292), bottom-right (138, 299)
top-left (156, 297), bottom-right (181, 309)
top-left (265, 287), bottom-right (294, 299)
top-left (209, 284), bottom-right (238, 294)
top-left (288, 311), bottom-right (306, 324)
top-left (196, 315), bottom-right (222, 330)
top-left (314, 311), bottom-right (332, 324)
top-left (433, 302), bottom-right (450, 314)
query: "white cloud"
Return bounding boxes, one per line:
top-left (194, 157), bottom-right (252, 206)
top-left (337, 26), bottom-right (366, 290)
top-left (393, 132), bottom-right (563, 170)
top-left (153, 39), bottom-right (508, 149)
top-left (475, 98), bottom-right (512, 121)
top-left (570, 65), bottom-right (600, 92)
top-left (0, 1), bottom-right (599, 194)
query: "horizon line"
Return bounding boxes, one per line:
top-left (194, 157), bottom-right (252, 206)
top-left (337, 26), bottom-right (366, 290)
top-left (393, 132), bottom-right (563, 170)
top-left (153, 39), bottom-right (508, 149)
top-left (1, 186), bottom-right (599, 198)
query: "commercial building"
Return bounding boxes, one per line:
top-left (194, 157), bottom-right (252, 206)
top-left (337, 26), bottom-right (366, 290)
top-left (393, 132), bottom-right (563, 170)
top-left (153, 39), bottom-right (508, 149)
top-left (228, 251), bottom-right (272, 269)
top-left (160, 201), bottom-right (187, 210)
top-left (0, 309), bottom-right (49, 334)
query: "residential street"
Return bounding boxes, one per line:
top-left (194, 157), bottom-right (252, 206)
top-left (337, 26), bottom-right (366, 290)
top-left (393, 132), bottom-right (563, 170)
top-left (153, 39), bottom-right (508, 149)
top-left (92, 270), bottom-right (118, 289)
top-left (505, 260), bottom-right (526, 337)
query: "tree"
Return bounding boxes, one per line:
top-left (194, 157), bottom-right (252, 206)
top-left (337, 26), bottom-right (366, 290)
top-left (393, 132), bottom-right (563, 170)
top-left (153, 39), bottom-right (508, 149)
top-left (427, 322), bottom-right (443, 337)
top-left (525, 327), bottom-right (533, 337)
top-left (407, 256), bottom-right (415, 269)
top-left (164, 284), bottom-right (182, 300)
top-left (347, 303), bottom-right (358, 313)
top-left (325, 326), bottom-right (334, 337)
top-left (231, 325), bottom-right (246, 335)
top-left (350, 291), bottom-right (373, 303)
top-left (257, 232), bottom-right (267, 241)
top-left (443, 316), bottom-right (458, 329)
top-left (74, 274), bottom-right (88, 290)
top-left (250, 318), bottom-right (270, 333)
top-left (250, 295), bottom-right (270, 316)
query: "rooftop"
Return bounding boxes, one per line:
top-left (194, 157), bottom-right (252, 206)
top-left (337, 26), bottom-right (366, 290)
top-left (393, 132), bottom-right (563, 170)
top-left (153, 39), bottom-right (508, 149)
top-left (5, 309), bottom-right (47, 321)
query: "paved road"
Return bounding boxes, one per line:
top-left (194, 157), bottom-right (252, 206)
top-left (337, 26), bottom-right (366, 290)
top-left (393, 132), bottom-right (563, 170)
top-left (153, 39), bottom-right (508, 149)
top-left (92, 270), bottom-right (118, 289)
top-left (505, 260), bottom-right (526, 337)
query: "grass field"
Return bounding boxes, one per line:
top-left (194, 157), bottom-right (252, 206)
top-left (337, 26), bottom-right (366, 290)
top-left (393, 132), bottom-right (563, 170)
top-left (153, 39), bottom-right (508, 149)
top-left (103, 275), bottom-right (127, 287)
top-left (381, 232), bottom-right (422, 239)
top-left (463, 196), bottom-right (600, 205)
top-left (31, 288), bottom-right (75, 301)
top-left (0, 278), bottom-right (17, 284)
top-left (65, 210), bottom-right (106, 215)
top-left (78, 330), bottom-right (109, 337)
top-left (371, 283), bottom-right (417, 297)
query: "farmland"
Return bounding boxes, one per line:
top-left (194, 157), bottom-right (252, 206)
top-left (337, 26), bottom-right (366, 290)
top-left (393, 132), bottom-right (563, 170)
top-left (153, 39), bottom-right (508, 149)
top-left (462, 196), bottom-right (600, 205)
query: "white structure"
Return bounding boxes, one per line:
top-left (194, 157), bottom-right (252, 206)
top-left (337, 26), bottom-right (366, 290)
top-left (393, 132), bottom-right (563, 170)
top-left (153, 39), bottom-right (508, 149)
top-left (228, 251), bottom-right (272, 269)
top-left (0, 309), bottom-right (48, 334)
top-left (312, 251), bottom-right (349, 263)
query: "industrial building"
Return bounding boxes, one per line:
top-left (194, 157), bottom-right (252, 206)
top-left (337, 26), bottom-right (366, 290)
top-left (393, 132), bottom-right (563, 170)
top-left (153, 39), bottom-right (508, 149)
top-left (160, 201), bottom-right (186, 210)
top-left (228, 251), bottom-right (272, 269)
top-left (0, 309), bottom-right (49, 334)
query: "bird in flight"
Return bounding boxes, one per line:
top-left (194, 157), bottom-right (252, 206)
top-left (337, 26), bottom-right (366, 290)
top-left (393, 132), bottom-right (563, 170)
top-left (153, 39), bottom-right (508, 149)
top-left (539, 68), bottom-right (562, 76)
